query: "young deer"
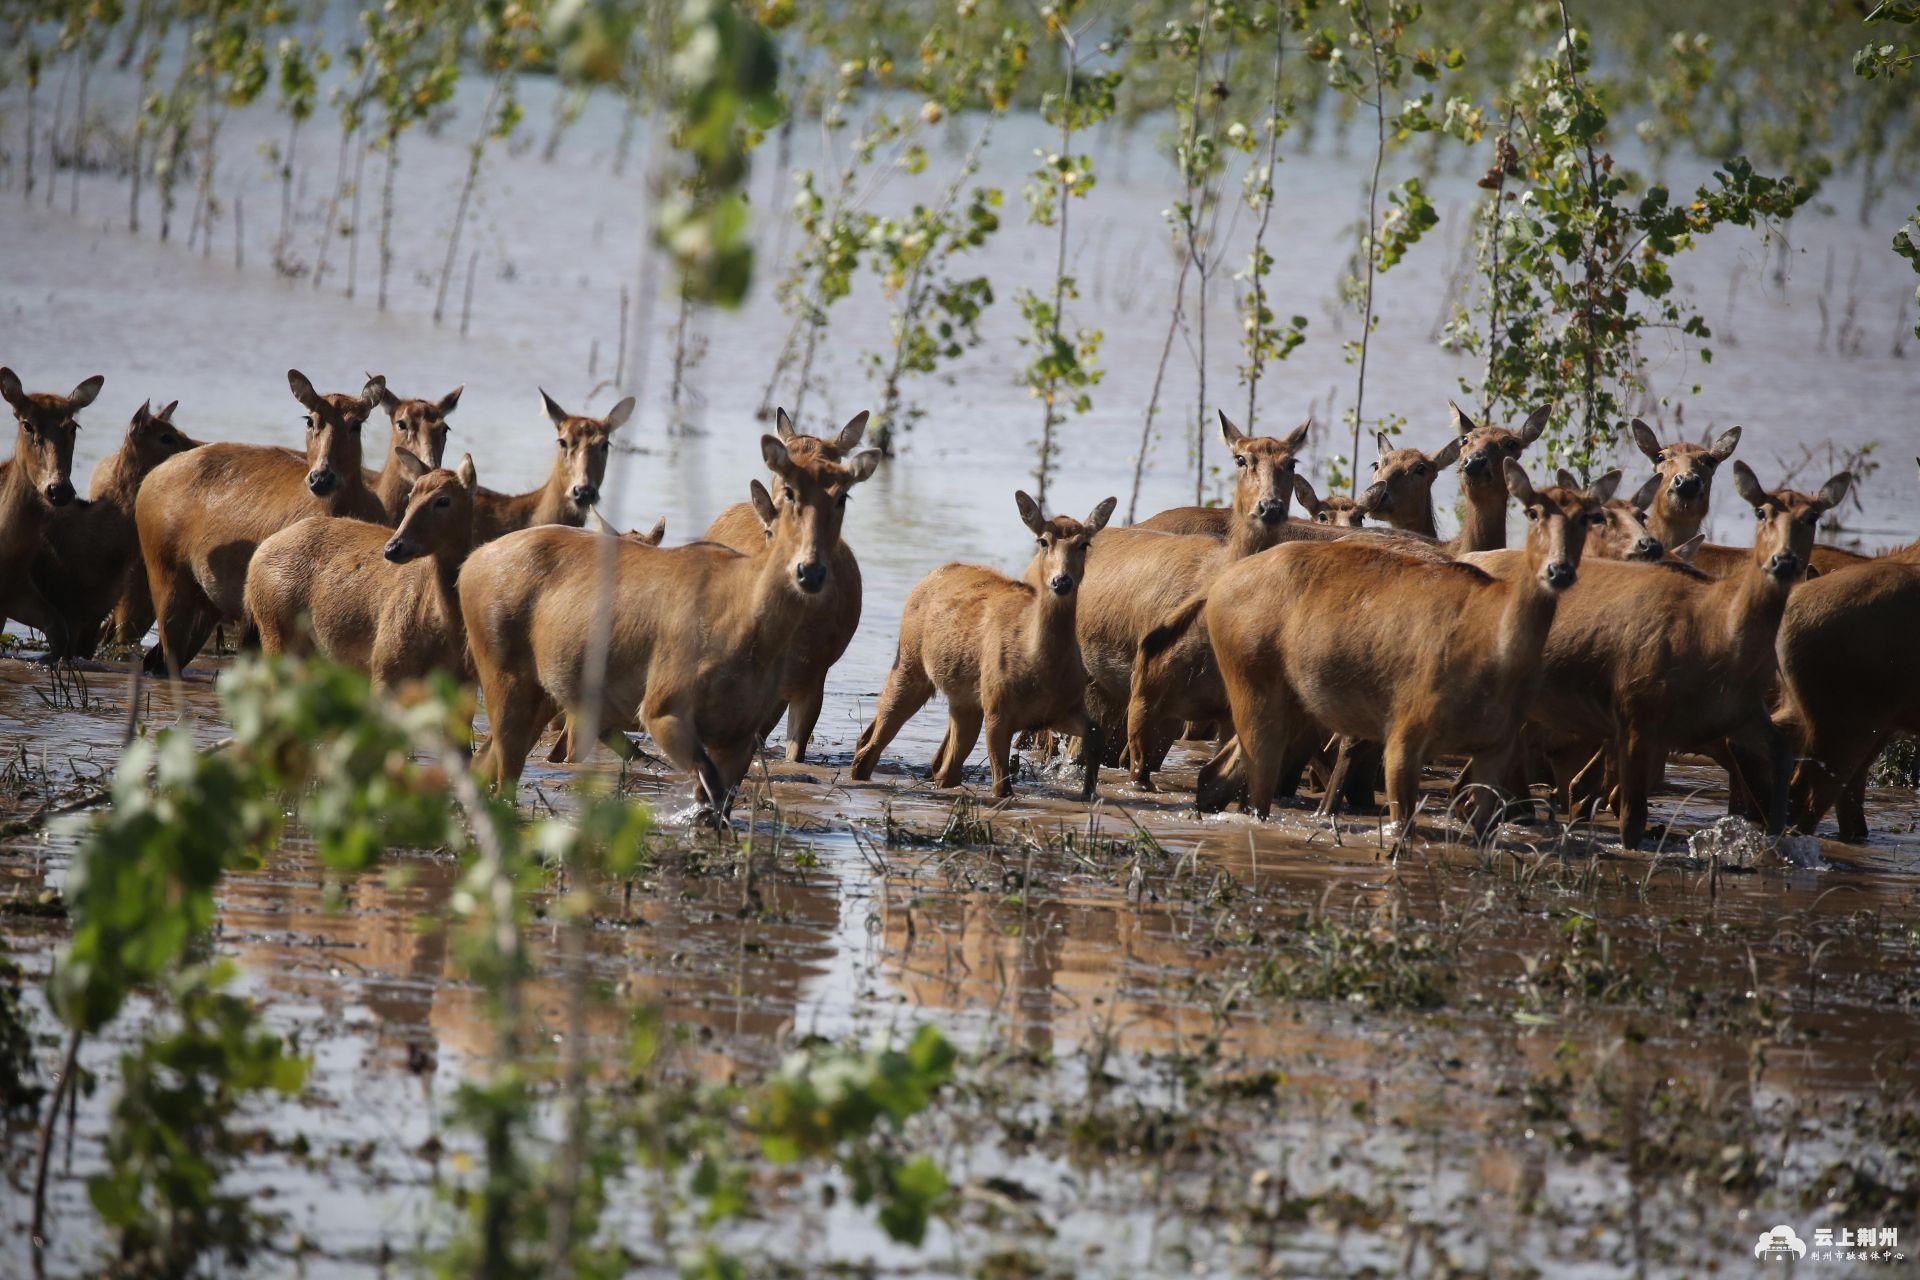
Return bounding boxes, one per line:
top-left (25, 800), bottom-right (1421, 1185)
top-left (1290, 474), bottom-right (1373, 528)
top-left (459, 434), bottom-right (880, 809)
top-left (135, 370), bottom-right (388, 676)
top-left (1516, 463), bottom-right (1849, 847)
top-left (0, 368), bottom-right (98, 648)
top-left (701, 408), bottom-right (870, 763)
top-left (1204, 462), bottom-right (1596, 828)
top-left (1367, 403), bottom-right (1549, 552)
top-left (19, 400), bottom-right (200, 658)
top-left (245, 454), bottom-right (479, 689)
top-left (1629, 418), bottom-right (1740, 549)
top-left (470, 391), bottom-right (630, 544)
top-left (368, 378), bottom-right (462, 521)
top-left (851, 492), bottom-right (1116, 799)
top-left (1135, 416), bottom-right (1312, 538)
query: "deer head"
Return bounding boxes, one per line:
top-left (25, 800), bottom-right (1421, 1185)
top-left (539, 390), bottom-right (633, 515)
top-left (1632, 418), bottom-right (1739, 515)
top-left (1731, 462), bottom-right (1850, 582)
top-left (372, 374), bottom-right (462, 471)
top-left (289, 369), bottom-right (382, 497)
top-left (1454, 401), bottom-right (1548, 492)
top-left (1291, 472), bottom-right (1370, 527)
top-left (0, 367), bottom-right (101, 508)
top-left (759, 430), bottom-right (881, 595)
top-left (1512, 460), bottom-right (1615, 591)
top-left (1017, 490), bottom-right (1116, 596)
top-left (125, 399), bottom-right (199, 475)
top-left (384, 452), bottom-right (478, 565)
top-left (1221, 412), bottom-right (1310, 527)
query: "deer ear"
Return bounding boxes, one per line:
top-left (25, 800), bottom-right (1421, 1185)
top-left (1282, 418), bottom-right (1311, 454)
top-left (131, 399), bottom-right (154, 429)
top-left (1556, 467), bottom-right (1579, 490)
top-left (1503, 459), bottom-right (1537, 506)
top-left (438, 384), bottom-right (465, 417)
top-left (1357, 480), bottom-right (1389, 513)
top-left (1731, 460), bottom-right (1767, 508)
top-left (1709, 425), bottom-right (1741, 462)
top-left (1670, 533), bottom-right (1705, 562)
top-left (1291, 472), bottom-right (1320, 512)
top-left (1217, 410), bottom-right (1246, 445)
top-left (640, 515), bottom-right (666, 546)
top-left (1518, 405), bottom-right (1550, 445)
top-left (288, 369), bottom-right (325, 413)
top-left (158, 400), bottom-right (179, 422)
top-left (749, 479), bottom-right (777, 530)
top-left (360, 373), bottom-right (387, 410)
top-left (603, 396), bottom-right (635, 432)
top-left (539, 388), bottom-right (569, 429)
top-left (1448, 400), bottom-right (1476, 436)
top-left (1629, 473), bottom-right (1661, 513)
top-left (1015, 490), bottom-right (1047, 535)
top-left (393, 448), bottom-right (429, 482)
top-left (1085, 495), bottom-right (1118, 534)
top-left (1815, 471), bottom-right (1852, 512)
top-left (456, 453), bottom-right (477, 489)
top-left (68, 375), bottom-right (105, 409)
top-left (834, 410), bottom-right (870, 452)
top-left (1588, 469), bottom-right (1622, 504)
top-left (775, 408), bottom-right (797, 440)
top-left (846, 449), bottom-right (882, 483)
top-left (761, 434), bottom-right (800, 482)
top-left (0, 368), bottom-right (23, 411)
top-left (1373, 430), bottom-right (1392, 455)
top-left (1431, 435), bottom-right (1463, 470)
top-left (1630, 419), bottom-right (1662, 462)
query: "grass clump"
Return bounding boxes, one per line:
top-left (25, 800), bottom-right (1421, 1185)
top-left (1251, 906), bottom-right (1453, 1011)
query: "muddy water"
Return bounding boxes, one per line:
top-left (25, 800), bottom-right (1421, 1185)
top-left (4, 59), bottom-right (1920, 1280)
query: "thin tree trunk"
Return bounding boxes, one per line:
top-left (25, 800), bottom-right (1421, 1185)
top-left (1244, 23), bottom-right (1286, 432)
top-left (1556, 0), bottom-right (1604, 473)
top-left (1035, 57), bottom-right (1077, 509)
top-left (22, 71), bottom-right (36, 202)
top-left (377, 130), bottom-right (399, 311)
top-left (46, 55), bottom-right (73, 210)
top-left (69, 57), bottom-right (92, 217)
top-left (435, 75), bottom-right (506, 325)
top-left (1126, 253), bottom-right (1192, 524)
top-left (346, 128), bottom-right (370, 299)
top-left (276, 112), bottom-right (302, 257)
top-left (1349, 8), bottom-right (1388, 497)
top-left (1481, 109), bottom-right (1515, 416)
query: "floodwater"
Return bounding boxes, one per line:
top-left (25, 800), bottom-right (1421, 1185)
top-left (3, 55), bottom-right (1920, 1280)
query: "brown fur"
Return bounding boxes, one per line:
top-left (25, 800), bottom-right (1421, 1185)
top-left (459, 433), bottom-right (880, 808)
top-left (0, 368), bottom-right (99, 650)
top-left (1207, 462), bottom-right (1597, 829)
top-left (1459, 470), bottom-right (1649, 568)
top-left (17, 400), bottom-right (199, 657)
top-left (1290, 473), bottom-right (1373, 528)
top-left (698, 408), bottom-right (870, 763)
top-left (851, 493), bottom-right (1116, 798)
top-left (135, 370), bottom-right (387, 676)
top-left (470, 390), bottom-right (629, 544)
top-left (1630, 418), bottom-right (1740, 548)
top-left (367, 377), bottom-right (462, 521)
top-left (246, 455), bottom-right (479, 690)
top-left (1367, 402), bottom-right (1548, 552)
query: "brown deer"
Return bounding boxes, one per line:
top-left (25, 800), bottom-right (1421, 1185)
top-left (0, 368), bottom-right (98, 649)
top-left (1629, 418), bottom-right (1740, 548)
top-left (368, 378), bottom-right (462, 521)
top-left (1135, 416), bottom-right (1313, 537)
top-left (851, 492), bottom-right (1116, 799)
top-left (135, 370), bottom-right (388, 676)
top-left (539, 510), bottom-right (669, 764)
top-left (1290, 473), bottom-right (1374, 528)
top-left (1458, 470), bottom-right (1645, 566)
top-left (246, 454), bottom-right (479, 689)
top-left (15, 400), bottom-right (200, 658)
top-left (470, 391), bottom-right (630, 545)
top-left (459, 433), bottom-right (880, 807)
top-left (1512, 463), bottom-right (1849, 847)
top-left (1367, 403), bottom-right (1549, 552)
top-left (700, 408), bottom-right (870, 763)
top-left (1202, 462), bottom-right (1597, 829)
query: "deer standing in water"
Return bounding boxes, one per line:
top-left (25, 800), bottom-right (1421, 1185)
top-left (17, 400), bottom-right (199, 658)
top-left (1367, 403), bottom-right (1549, 552)
top-left (0, 368), bottom-right (97, 651)
top-left (135, 370), bottom-right (388, 676)
top-left (459, 433), bottom-right (880, 811)
top-left (470, 391), bottom-right (629, 544)
top-left (368, 379), bottom-right (462, 521)
top-left (852, 492), bottom-right (1115, 799)
top-left (1204, 463), bottom-right (1598, 829)
top-left (246, 454), bottom-right (479, 689)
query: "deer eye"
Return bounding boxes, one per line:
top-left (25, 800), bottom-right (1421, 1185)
top-left (1411, 464), bottom-right (1428, 477)
top-left (782, 485), bottom-right (797, 502)
top-left (1589, 512), bottom-right (1606, 525)
top-left (435, 495), bottom-right (451, 509)
top-left (1315, 511), bottom-right (1329, 523)
top-left (836, 493), bottom-right (849, 508)
top-left (1233, 454), bottom-right (1247, 468)
top-left (1525, 507), bottom-right (1540, 521)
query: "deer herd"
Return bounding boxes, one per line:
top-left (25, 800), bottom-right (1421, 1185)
top-left (3, 363), bottom-right (1915, 851)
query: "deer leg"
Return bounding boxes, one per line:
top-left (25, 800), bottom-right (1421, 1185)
top-left (1614, 729), bottom-right (1655, 851)
top-left (850, 664), bottom-right (933, 782)
top-left (1238, 719), bottom-right (1291, 821)
top-left (546, 715), bottom-right (577, 764)
top-left (108, 565), bottom-right (156, 647)
top-left (984, 714), bottom-right (1017, 799)
top-left (1381, 729), bottom-right (1425, 836)
top-left (782, 676), bottom-right (826, 764)
top-left (1196, 736), bottom-right (1248, 814)
top-left (147, 574), bottom-right (218, 678)
top-left (1050, 707), bottom-right (1103, 802)
top-left (1316, 736), bottom-right (1356, 817)
top-left (643, 706), bottom-right (728, 814)
top-left (1835, 758), bottom-right (1874, 843)
top-left (475, 679), bottom-right (554, 795)
top-left (933, 708), bottom-right (983, 788)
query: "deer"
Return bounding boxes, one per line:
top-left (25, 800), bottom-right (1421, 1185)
top-left (1456, 470), bottom-right (1642, 567)
top-left (1629, 418), bottom-right (1740, 549)
top-left (1505, 463), bottom-right (1850, 847)
top-left (14, 400), bottom-right (200, 658)
top-left (1366, 403), bottom-right (1549, 552)
top-left (1199, 461), bottom-right (1598, 830)
top-left (1290, 473), bottom-right (1374, 528)
top-left (245, 454), bottom-right (479, 689)
top-left (367, 378), bottom-right (462, 521)
top-left (470, 390), bottom-right (629, 545)
top-left (851, 492), bottom-right (1115, 799)
top-left (135, 370), bottom-right (389, 676)
top-left (0, 368), bottom-right (98, 652)
top-left (1134, 417), bottom-right (1313, 539)
top-left (539, 510), bottom-right (669, 765)
top-left (459, 432), bottom-right (880, 810)
top-left (698, 408), bottom-right (871, 764)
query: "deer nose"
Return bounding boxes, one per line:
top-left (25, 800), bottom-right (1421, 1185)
top-left (1461, 454), bottom-right (1488, 477)
top-left (383, 537), bottom-right (415, 563)
top-left (307, 468), bottom-right (337, 496)
top-left (1048, 574), bottom-right (1074, 596)
top-left (43, 479), bottom-right (74, 506)
top-left (1543, 561), bottom-right (1577, 589)
top-left (570, 484), bottom-right (599, 507)
top-left (1254, 499), bottom-right (1286, 525)
top-left (1632, 536), bottom-right (1663, 561)
top-left (794, 561), bottom-right (827, 594)
top-left (1671, 474), bottom-right (1700, 497)
top-left (1767, 551), bottom-right (1801, 580)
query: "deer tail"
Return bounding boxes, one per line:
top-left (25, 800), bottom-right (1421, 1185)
top-left (1136, 593), bottom-right (1208, 673)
